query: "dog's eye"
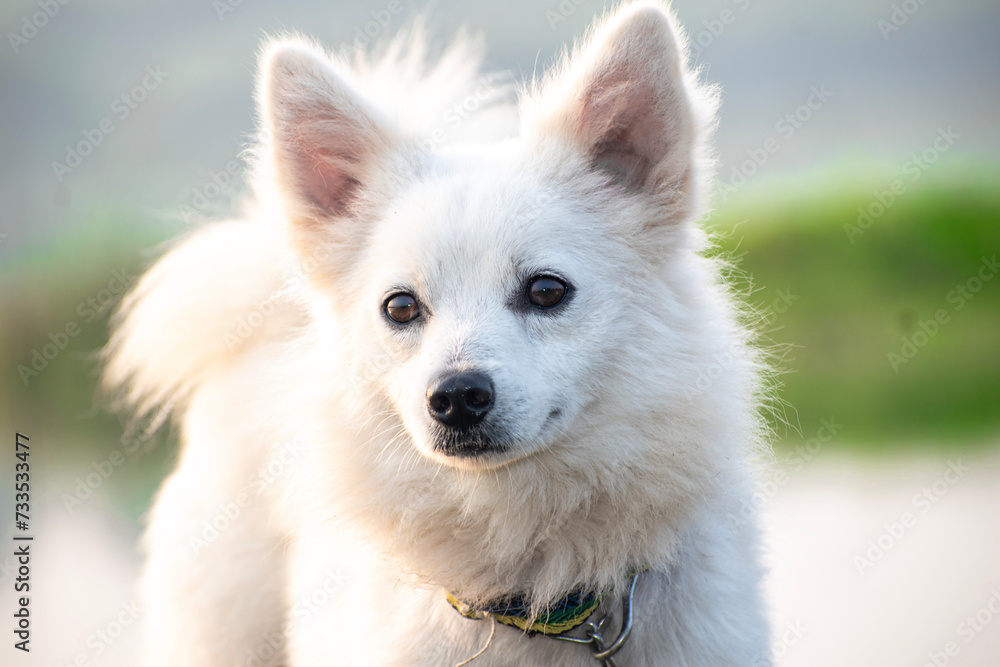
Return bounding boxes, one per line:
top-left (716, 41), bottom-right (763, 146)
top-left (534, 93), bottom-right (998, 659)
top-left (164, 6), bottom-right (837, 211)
top-left (384, 293), bottom-right (420, 324)
top-left (526, 275), bottom-right (568, 309)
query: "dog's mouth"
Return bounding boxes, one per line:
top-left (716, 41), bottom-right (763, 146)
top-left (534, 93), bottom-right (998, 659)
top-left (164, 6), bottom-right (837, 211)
top-left (433, 427), bottom-right (509, 459)
top-left (423, 422), bottom-right (538, 469)
top-left (431, 407), bottom-right (566, 462)
top-left (415, 400), bottom-right (570, 469)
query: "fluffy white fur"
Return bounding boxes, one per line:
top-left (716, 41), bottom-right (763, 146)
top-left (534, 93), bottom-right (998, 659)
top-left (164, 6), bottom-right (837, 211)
top-left (104, 3), bottom-right (772, 665)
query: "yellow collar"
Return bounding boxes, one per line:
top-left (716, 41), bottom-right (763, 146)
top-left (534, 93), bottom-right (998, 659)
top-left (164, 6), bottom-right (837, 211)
top-left (446, 588), bottom-right (605, 635)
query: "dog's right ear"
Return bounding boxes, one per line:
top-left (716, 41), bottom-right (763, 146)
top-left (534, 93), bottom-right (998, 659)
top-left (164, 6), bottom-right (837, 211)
top-left (523, 4), bottom-right (712, 223)
top-left (260, 40), bottom-right (400, 225)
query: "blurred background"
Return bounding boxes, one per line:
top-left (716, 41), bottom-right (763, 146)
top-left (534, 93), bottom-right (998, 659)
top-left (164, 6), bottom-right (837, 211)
top-left (1, 0), bottom-right (998, 664)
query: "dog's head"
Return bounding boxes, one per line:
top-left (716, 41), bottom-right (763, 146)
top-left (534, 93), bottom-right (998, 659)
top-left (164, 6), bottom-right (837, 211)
top-left (257, 4), bottom-right (736, 473)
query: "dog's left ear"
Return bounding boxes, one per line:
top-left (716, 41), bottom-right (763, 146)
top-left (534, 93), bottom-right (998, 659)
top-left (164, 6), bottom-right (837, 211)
top-left (526, 4), bottom-right (707, 219)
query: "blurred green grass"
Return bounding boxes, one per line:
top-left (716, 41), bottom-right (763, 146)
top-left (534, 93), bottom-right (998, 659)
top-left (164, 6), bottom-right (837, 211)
top-left (1, 165), bottom-right (998, 516)
top-left (0, 211), bottom-right (175, 520)
top-left (708, 164), bottom-right (1000, 449)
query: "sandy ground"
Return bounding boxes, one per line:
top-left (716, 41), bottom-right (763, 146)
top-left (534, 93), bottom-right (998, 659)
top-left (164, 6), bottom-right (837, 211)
top-left (763, 450), bottom-right (1000, 667)
top-left (4, 448), bottom-right (1000, 666)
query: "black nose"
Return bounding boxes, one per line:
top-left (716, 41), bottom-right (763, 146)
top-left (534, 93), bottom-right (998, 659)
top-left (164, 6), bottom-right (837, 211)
top-left (426, 372), bottom-right (495, 429)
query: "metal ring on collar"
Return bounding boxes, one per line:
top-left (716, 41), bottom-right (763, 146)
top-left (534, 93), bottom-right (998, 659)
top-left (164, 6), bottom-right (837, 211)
top-left (553, 571), bottom-right (640, 665)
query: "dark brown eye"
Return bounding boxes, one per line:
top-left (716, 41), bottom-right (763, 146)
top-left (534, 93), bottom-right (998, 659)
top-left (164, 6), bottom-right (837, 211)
top-left (526, 275), bottom-right (568, 309)
top-left (384, 293), bottom-right (420, 324)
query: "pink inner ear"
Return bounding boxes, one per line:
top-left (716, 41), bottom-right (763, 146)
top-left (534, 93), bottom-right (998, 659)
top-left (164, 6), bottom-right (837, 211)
top-left (579, 72), bottom-right (670, 188)
top-left (295, 150), bottom-right (362, 217)
top-left (579, 70), bottom-right (673, 190)
top-left (280, 112), bottom-right (369, 218)
top-left (266, 45), bottom-right (396, 222)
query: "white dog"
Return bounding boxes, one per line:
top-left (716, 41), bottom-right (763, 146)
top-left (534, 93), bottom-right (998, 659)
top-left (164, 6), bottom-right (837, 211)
top-left (105, 2), bottom-right (772, 665)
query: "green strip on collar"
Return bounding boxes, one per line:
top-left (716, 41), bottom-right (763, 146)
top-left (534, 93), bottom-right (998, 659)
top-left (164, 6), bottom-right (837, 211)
top-left (446, 589), bottom-right (606, 635)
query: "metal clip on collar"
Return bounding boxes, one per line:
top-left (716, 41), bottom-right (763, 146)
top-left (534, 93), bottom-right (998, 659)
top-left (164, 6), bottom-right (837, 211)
top-left (553, 572), bottom-right (639, 667)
